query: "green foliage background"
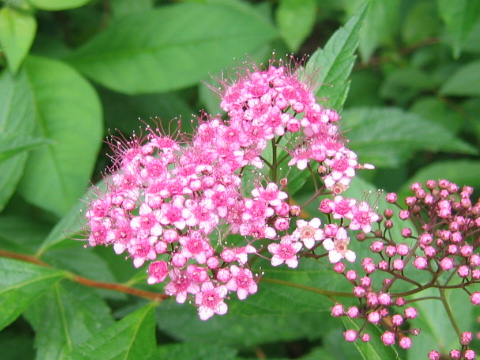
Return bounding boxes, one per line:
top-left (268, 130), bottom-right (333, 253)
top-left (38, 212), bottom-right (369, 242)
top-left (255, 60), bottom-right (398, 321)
top-left (0, 0), bottom-right (480, 359)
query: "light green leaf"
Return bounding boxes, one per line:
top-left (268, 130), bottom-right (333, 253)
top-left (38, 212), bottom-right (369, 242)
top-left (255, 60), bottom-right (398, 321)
top-left (344, 0), bottom-right (400, 62)
top-left (17, 55), bottom-right (103, 217)
top-left (24, 282), bottom-right (114, 360)
top-left (398, 160), bottom-right (480, 200)
top-left (0, 133), bottom-right (50, 163)
top-left (0, 6), bottom-right (37, 73)
top-left (440, 60), bottom-right (480, 96)
top-left (26, 0), bottom-right (91, 10)
top-left (437, 0), bottom-right (480, 58)
top-left (157, 343), bottom-right (236, 360)
top-left (306, 1), bottom-right (367, 110)
top-left (342, 318), bottom-right (400, 360)
top-left (341, 107), bottom-right (477, 168)
top-left (0, 69), bottom-right (36, 213)
top-left (0, 258), bottom-right (66, 331)
top-left (276, 0), bottom-right (316, 52)
top-left (65, 303), bottom-right (156, 360)
top-left (66, 3), bottom-right (278, 94)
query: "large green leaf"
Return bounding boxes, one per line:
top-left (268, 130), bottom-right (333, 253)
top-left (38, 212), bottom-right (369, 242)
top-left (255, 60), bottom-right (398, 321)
top-left (17, 55), bottom-right (103, 217)
top-left (0, 69), bottom-right (36, 213)
top-left (24, 282), bottom-right (114, 360)
top-left (341, 107), bottom-right (477, 168)
top-left (26, 0), bottom-right (91, 10)
top-left (306, 1), bottom-right (367, 110)
top-left (276, 0), bottom-right (316, 52)
top-left (0, 6), bottom-right (37, 73)
top-left (440, 60), bottom-right (480, 97)
top-left (0, 258), bottom-right (66, 331)
top-left (157, 343), bottom-right (236, 360)
top-left (437, 0), bottom-right (480, 58)
top-left (66, 3), bottom-right (278, 94)
top-left (65, 303), bottom-right (156, 360)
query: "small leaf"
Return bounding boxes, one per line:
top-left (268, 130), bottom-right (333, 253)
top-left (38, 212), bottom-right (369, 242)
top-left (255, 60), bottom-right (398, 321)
top-left (341, 107), bottom-right (477, 167)
top-left (65, 303), bottom-right (156, 360)
top-left (0, 6), bottom-right (37, 73)
top-left (276, 0), bottom-right (316, 52)
top-left (0, 133), bottom-right (50, 163)
top-left (342, 318), bottom-right (400, 360)
top-left (24, 282), bottom-right (114, 360)
top-left (26, 0), bottom-right (91, 10)
top-left (66, 3), bottom-right (278, 94)
top-left (0, 69), bottom-right (36, 213)
top-left (440, 60), bottom-right (480, 96)
top-left (17, 55), bottom-right (103, 217)
top-left (437, 0), bottom-right (480, 58)
top-left (0, 258), bottom-right (66, 331)
top-left (306, 1), bottom-right (367, 110)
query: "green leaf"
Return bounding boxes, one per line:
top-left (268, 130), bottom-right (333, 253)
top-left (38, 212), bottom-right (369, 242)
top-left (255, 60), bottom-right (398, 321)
top-left (37, 178), bottom-right (107, 256)
top-left (344, 0), bottom-right (400, 62)
top-left (342, 318), bottom-right (400, 360)
top-left (24, 282), bottom-right (114, 360)
top-left (440, 60), bottom-right (480, 96)
top-left (17, 55), bottom-right (103, 217)
top-left (437, 0), bottom-right (480, 58)
top-left (398, 160), bottom-right (480, 200)
top-left (0, 258), bottom-right (66, 331)
top-left (0, 69), bottom-right (36, 213)
top-left (156, 301), bottom-right (339, 346)
top-left (0, 133), bottom-right (50, 163)
top-left (65, 303), bottom-right (156, 360)
top-left (0, 215), bottom-right (51, 254)
top-left (0, 6), bottom-right (37, 73)
top-left (341, 107), bottom-right (477, 168)
top-left (157, 343), bottom-right (237, 360)
top-left (410, 97), bottom-right (464, 135)
top-left (66, 3), bottom-right (278, 94)
top-left (26, 0), bottom-right (91, 10)
top-left (306, 1), bottom-right (367, 110)
top-left (276, 0), bottom-right (316, 52)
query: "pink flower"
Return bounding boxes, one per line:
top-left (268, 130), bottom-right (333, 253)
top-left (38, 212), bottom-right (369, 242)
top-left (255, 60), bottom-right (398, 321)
top-left (322, 227), bottom-right (356, 263)
top-left (293, 217), bottom-right (324, 249)
top-left (349, 201), bottom-right (380, 234)
top-left (251, 182), bottom-right (288, 207)
top-left (226, 265), bottom-right (258, 300)
top-left (268, 236), bottom-right (303, 268)
top-left (147, 261), bottom-right (169, 284)
top-left (195, 282), bottom-right (228, 320)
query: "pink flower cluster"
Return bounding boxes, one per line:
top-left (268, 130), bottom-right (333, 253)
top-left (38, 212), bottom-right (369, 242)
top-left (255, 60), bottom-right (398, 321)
top-left (84, 59), bottom-right (369, 321)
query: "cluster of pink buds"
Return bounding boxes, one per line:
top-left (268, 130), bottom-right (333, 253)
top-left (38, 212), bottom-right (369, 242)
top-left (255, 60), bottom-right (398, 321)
top-left (84, 58), bottom-right (373, 321)
top-left (330, 179), bottom-right (480, 357)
